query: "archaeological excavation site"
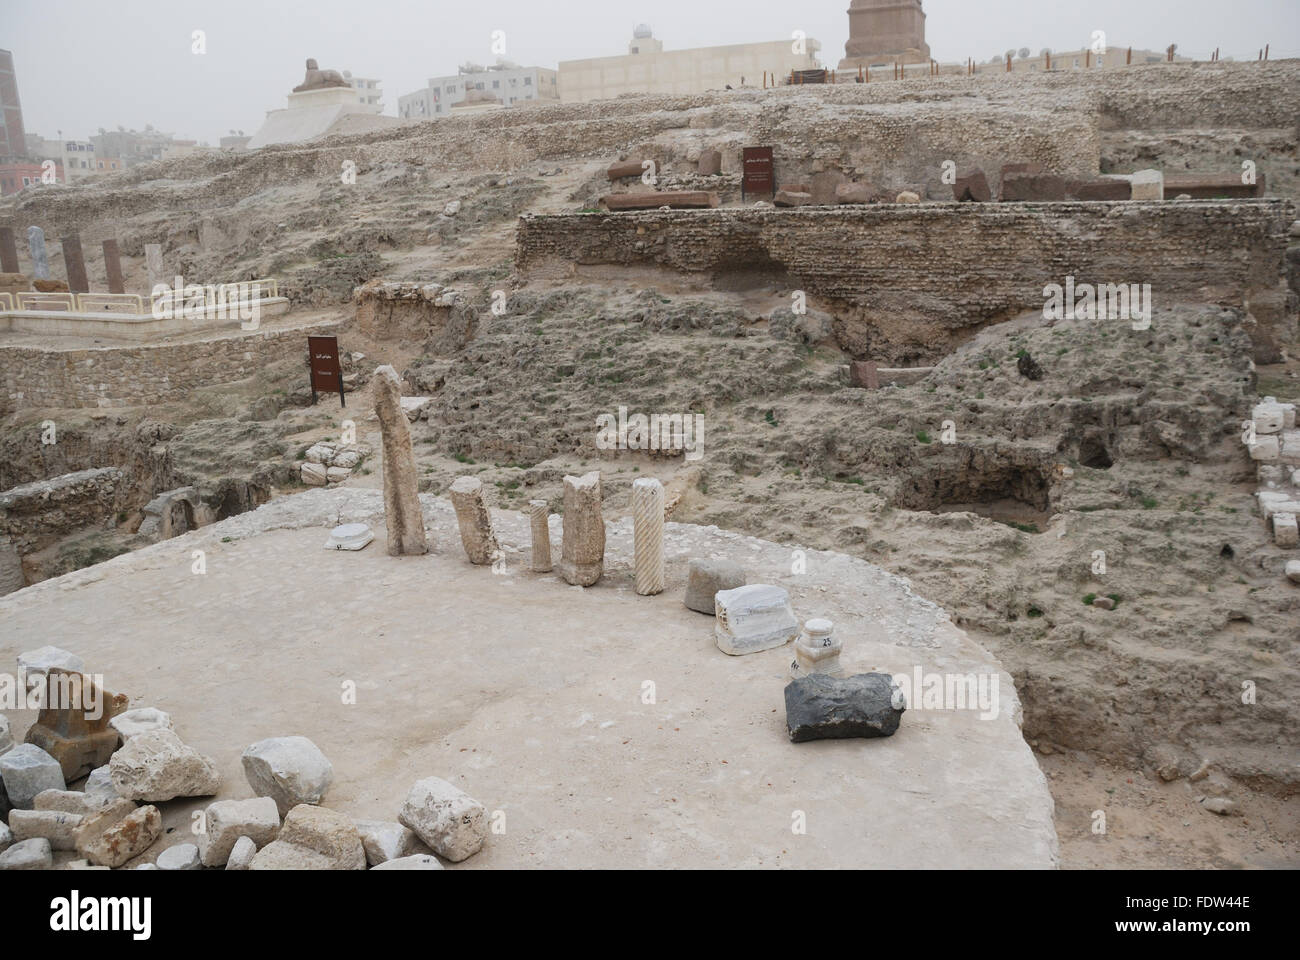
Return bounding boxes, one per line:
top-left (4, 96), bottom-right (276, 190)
top-left (0, 1), bottom-right (1297, 907)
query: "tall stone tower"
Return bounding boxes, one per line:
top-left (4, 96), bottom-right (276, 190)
top-left (838, 0), bottom-right (931, 69)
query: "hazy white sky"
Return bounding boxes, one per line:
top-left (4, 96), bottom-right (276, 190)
top-left (3, 0), bottom-right (1297, 144)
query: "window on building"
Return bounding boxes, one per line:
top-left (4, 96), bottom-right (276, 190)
top-left (475, 82), bottom-right (484, 90)
top-left (492, 80), bottom-right (499, 88)
top-left (524, 76), bottom-right (532, 85)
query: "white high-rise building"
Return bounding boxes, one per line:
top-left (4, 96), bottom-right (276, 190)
top-left (397, 63), bottom-right (558, 120)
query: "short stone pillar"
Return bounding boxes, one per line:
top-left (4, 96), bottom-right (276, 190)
top-left (632, 477), bottom-right (665, 596)
top-left (61, 233), bottom-right (89, 293)
top-left (102, 240), bottom-right (124, 294)
top-left (557, 471), bottom-right (605, 587)
top-left (529, 500), bottom-right (552, 573)
top-left (27, 226), bottom-right (50, 279)
top-left (790, 618), bottom-right (844, 678)
top-left (144, 243), bottom-right (165, 292)
top-left (0, 225), bottom-right (19, 274)
top-left (373, 365), bottom-right (428, 556)
top-left (449, 476), bottom-right (499, 565)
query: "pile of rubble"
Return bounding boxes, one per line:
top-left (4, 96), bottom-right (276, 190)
top-left (299, 440), bottom-right (372, 488)
top-left (0, 646), bottom-right (487, 871)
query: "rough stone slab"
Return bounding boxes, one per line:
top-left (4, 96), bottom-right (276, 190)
top-left (241, 736), bottom-right (334, 817)
top-left (225, 835), bottom-right (257, 870)
top-left (714, 584), bottom-right (799, 655)
top-left (78, 804), bottom-right (161, 868)
top-left (109, 707), bottom-right (173, 742)
top-left (0, 837), bottom-right (52, 869)
top-left (0, 743), bottom-right (66, 808)
top-left (1285, 559), bottom-right (1300, 584)
top-left (83, 765), bottom-right (118, 803)
top-left (109, 728), bottom-right (220, 802)
top-left (399, 777), bottom-right (487, 863)
top-left (355, 819), bottom-right (422, 866)
top-left (0, 821), bottom-right (10, 853)
top-left (683, 558), bottom-right (746, 614)
top-left (17, 645), bottom-right (84, 683)
top-left (0, 715), bottom-right (11, 755)
top-left (9, 808), bottom-right (83, 850)
top-left (1272, 512), bottom-right (1299, 548)
top-left (250, 804), bottom-right (365, 870)
top-left (34, 789), bottom-right (116, 815)
top-left (157, 842), bottom-right (201, 870)
top-left (371, 854), bottom-right (444, 870)
top-left (198, 796), bottom-right (281, 866)
top-left (784, 672), bottom-right (906, 742)
top-left (774, 190), bottom-right (813, 207)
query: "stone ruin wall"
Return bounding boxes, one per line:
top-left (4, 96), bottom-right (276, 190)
top-left (517, 200), bottom-right (1298, 360)
top-left (0, 466), bottom-right (128, 555)
top-left (0, 319), bottom-right (346, 413)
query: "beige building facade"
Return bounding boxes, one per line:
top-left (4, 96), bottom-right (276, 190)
top-left (559, 28), bottom-right (821, 103)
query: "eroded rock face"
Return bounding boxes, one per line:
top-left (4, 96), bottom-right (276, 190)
top-left (109, 729), bottom-right (220, 802)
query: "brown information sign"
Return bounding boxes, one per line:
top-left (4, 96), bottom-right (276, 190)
top-left (308, 335), bottom-right (345, 406)
top-left (742, 146), bottom-right (774, 199)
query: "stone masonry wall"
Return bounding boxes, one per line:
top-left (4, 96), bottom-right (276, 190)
top-left (0, 319), bottom-right (346, 412)
top-left (517, 200), bottom-right (1297, 360)
top-left (0, 467), bottom-right (126, 554)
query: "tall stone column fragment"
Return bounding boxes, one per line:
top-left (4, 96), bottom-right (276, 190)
top-left (557, 471), bottom-right (605, 587)
top-left (26, 227), bottom-right (49, 280)
top-left (144, 243), bottom-right (165, 292)
top-left (61, 234), bottom-right (89, 293)
top-left (102, 240), bottom-right (124, 294)
top-left (448, 476), bottom-right (499, 565)
top-left (529, 500), bottom-right (552, 573)
top-left (632, 478), bottom-right (665, 596)
top-left (0, 226), bottom-right (19, 274)
top-left (373, 365), bottom-right (427, 556)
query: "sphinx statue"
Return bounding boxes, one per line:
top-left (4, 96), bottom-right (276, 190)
top-left (293, 58), bottom-right (349, 92)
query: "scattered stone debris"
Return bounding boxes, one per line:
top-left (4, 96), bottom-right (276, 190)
top-left (0, 744), bottom-right (66, 809)
top-left (399, 776), bottom-right (487, 863)
top-left (198, 796), bottom-right (281, 866)
top-left (109, 729), bottom-right (221, 802)
top-left (355, 819), bottom-right (423, 866)
top-left (250, 804), bottom-right (366, 870)
top-left (241, 736), bottom-right (334, 816)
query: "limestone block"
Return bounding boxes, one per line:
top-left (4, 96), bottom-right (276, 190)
top-left (355, 819), bottom-right (422, 866)
top-left (1285, 559), bottom-right (1300, 584)
top-left (25, 668), bottom-right (128, 781)
top-left (226, 835), bottom-right (257, 870)
top-left (331, 449), bottom-right (363, 469)
top-left (399, 777), bottom-right (487, 863)
top-left (304, 442), bottom-right (336, 464)
top-left (0, 744), bottom-right (67, 808)
top-left (714, 584), bottom-right (799, 655)
top-left (83, 765), bottom-right (117, 803)
top-left (109, 728), bottom-right (220, 802)
top-left (1252, 401), bottom-right (1285, 434)
top-left (108, 707), bottom-right (173, 743)
top-left (1249, 435), bottom-right (1280, 461)
top-left (791, 618), bottom-right (844, 678)
top-left (529, 500), bottom-right (553, 572)
top-left (17, 646), bottom-right (84, 687)
top-left (1257, 491), bottom-right (1300, 518)
top-left (835, 182), bottom-right (881, 204)
top-left (697, 150), bottom-right (722, 176)
top-left (557, 471), bottom-right (605, 586)
top-left (784, 673), bottom-right (906, 742)
top-left (0, 837), bottom-right (52, 870)
top-left (371, 854), bottom-right (444, 870)
top-left (0, 715), bottom-right (11, 755)
top-left (1279, 430), bottom-right (1300, 466)
top-left (1273, 512), bottom-right (1299, 548)
top-left (895, 190), bottom-right (922, 204)
top-left (684, 558), bottom-right (746, 614)
top-left (774, 190), bottom-right (812, 207)
top-left (157, 842), bottom-right (201, 870)
top-left (449, 476), bottom-right (500, 565)
top-left (8, 809), bottom-right (83, 850)
top-left (250, 804), bottom-right (365, 870)
top-left (0, 822), bottom-right (10, 853)
top-left (34, 789), bottom-right (117, 814)
top-left (632, 477), bottom-right (665, 596)
top-left (326, 466), bottom-right (352, 483)
top-left (241, 735), bottom-right (334, 816)
top-left (198, 796), bottom-right (281, 866)
top-left (374, 365), bottom-right (428, 556)
top-left (1129, 169), bottom-right (1164, 201)
top-left (77, 803), bottom-right (162, 867)
top-left (301, 461), bottom-right (328, 486)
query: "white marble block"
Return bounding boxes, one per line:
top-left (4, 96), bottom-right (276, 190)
top-left (791, 618), bottom-right (844, 678)
top-left (714, 584), bottom-right (799, 656)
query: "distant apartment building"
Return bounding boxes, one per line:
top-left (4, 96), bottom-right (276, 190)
top-left (28, 136), bottom-right (99, 182)
top-left (220, 133), bottom-right (251, 151)
top-left (0, 49), bottom-right (27, 161)
top-left (0, 161), bottom-right (53, 195)
top-left (398, 63), bottom-right (558, 119)
top-left (90, 127), bottom-right (189, 168)
top-left (343, 72), bottom-right (384, 110)
top-left (558, 26), bottom-right (821, 102)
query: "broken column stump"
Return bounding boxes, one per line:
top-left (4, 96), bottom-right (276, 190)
top-left (557, 471), bottom-right (605, 587)
top-left (24, 669), bottom-right (128, 781)
top-left (448, 476), bottom-right (500, 565)
top-left (529, 499), bottom-right (552, 573)
top-left (373, 365), bottom-right (428, 556)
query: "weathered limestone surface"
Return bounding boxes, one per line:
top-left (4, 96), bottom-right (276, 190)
top-left (371, 853), bottom-right (444, 870)
top-left (109, 728), bottom-right (220, 801)
top-left (77, 802), bottom-right (162, 867)
top-left (226, 835), bottom-right (257, 870)
top-left (632, 477), bottom-right (665, 596)
top-left (355, 819), bottom-right (423, 866)
top-left (198, 796), bottom-right (281, 866)
top-left (0, 837), bottom-right (52, 869)
top-left (0, 744), bottom-right (66, 808)
top-left (157, 842), bottom-right (201, 870)
top-left (449, 476), bottom-right (500, 564)
top-left (373, 365), bottom-right (428, 556)
top-left (557, 471), bottom-right (605, 586)
top-left (714, 584), bottom-right (799, 655)
top-left (109, 707), bottom-right (173, 742)
top-left (529, 499), bottom-right (552, 572)
top-left (8, 808), bottom-right (83, 850)
top-left (241, 736), bottom-right (334, 816)
top-left (250, 804), bottom-right (366, 870)
top-left (399, 777), bottom-right (487, 863)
